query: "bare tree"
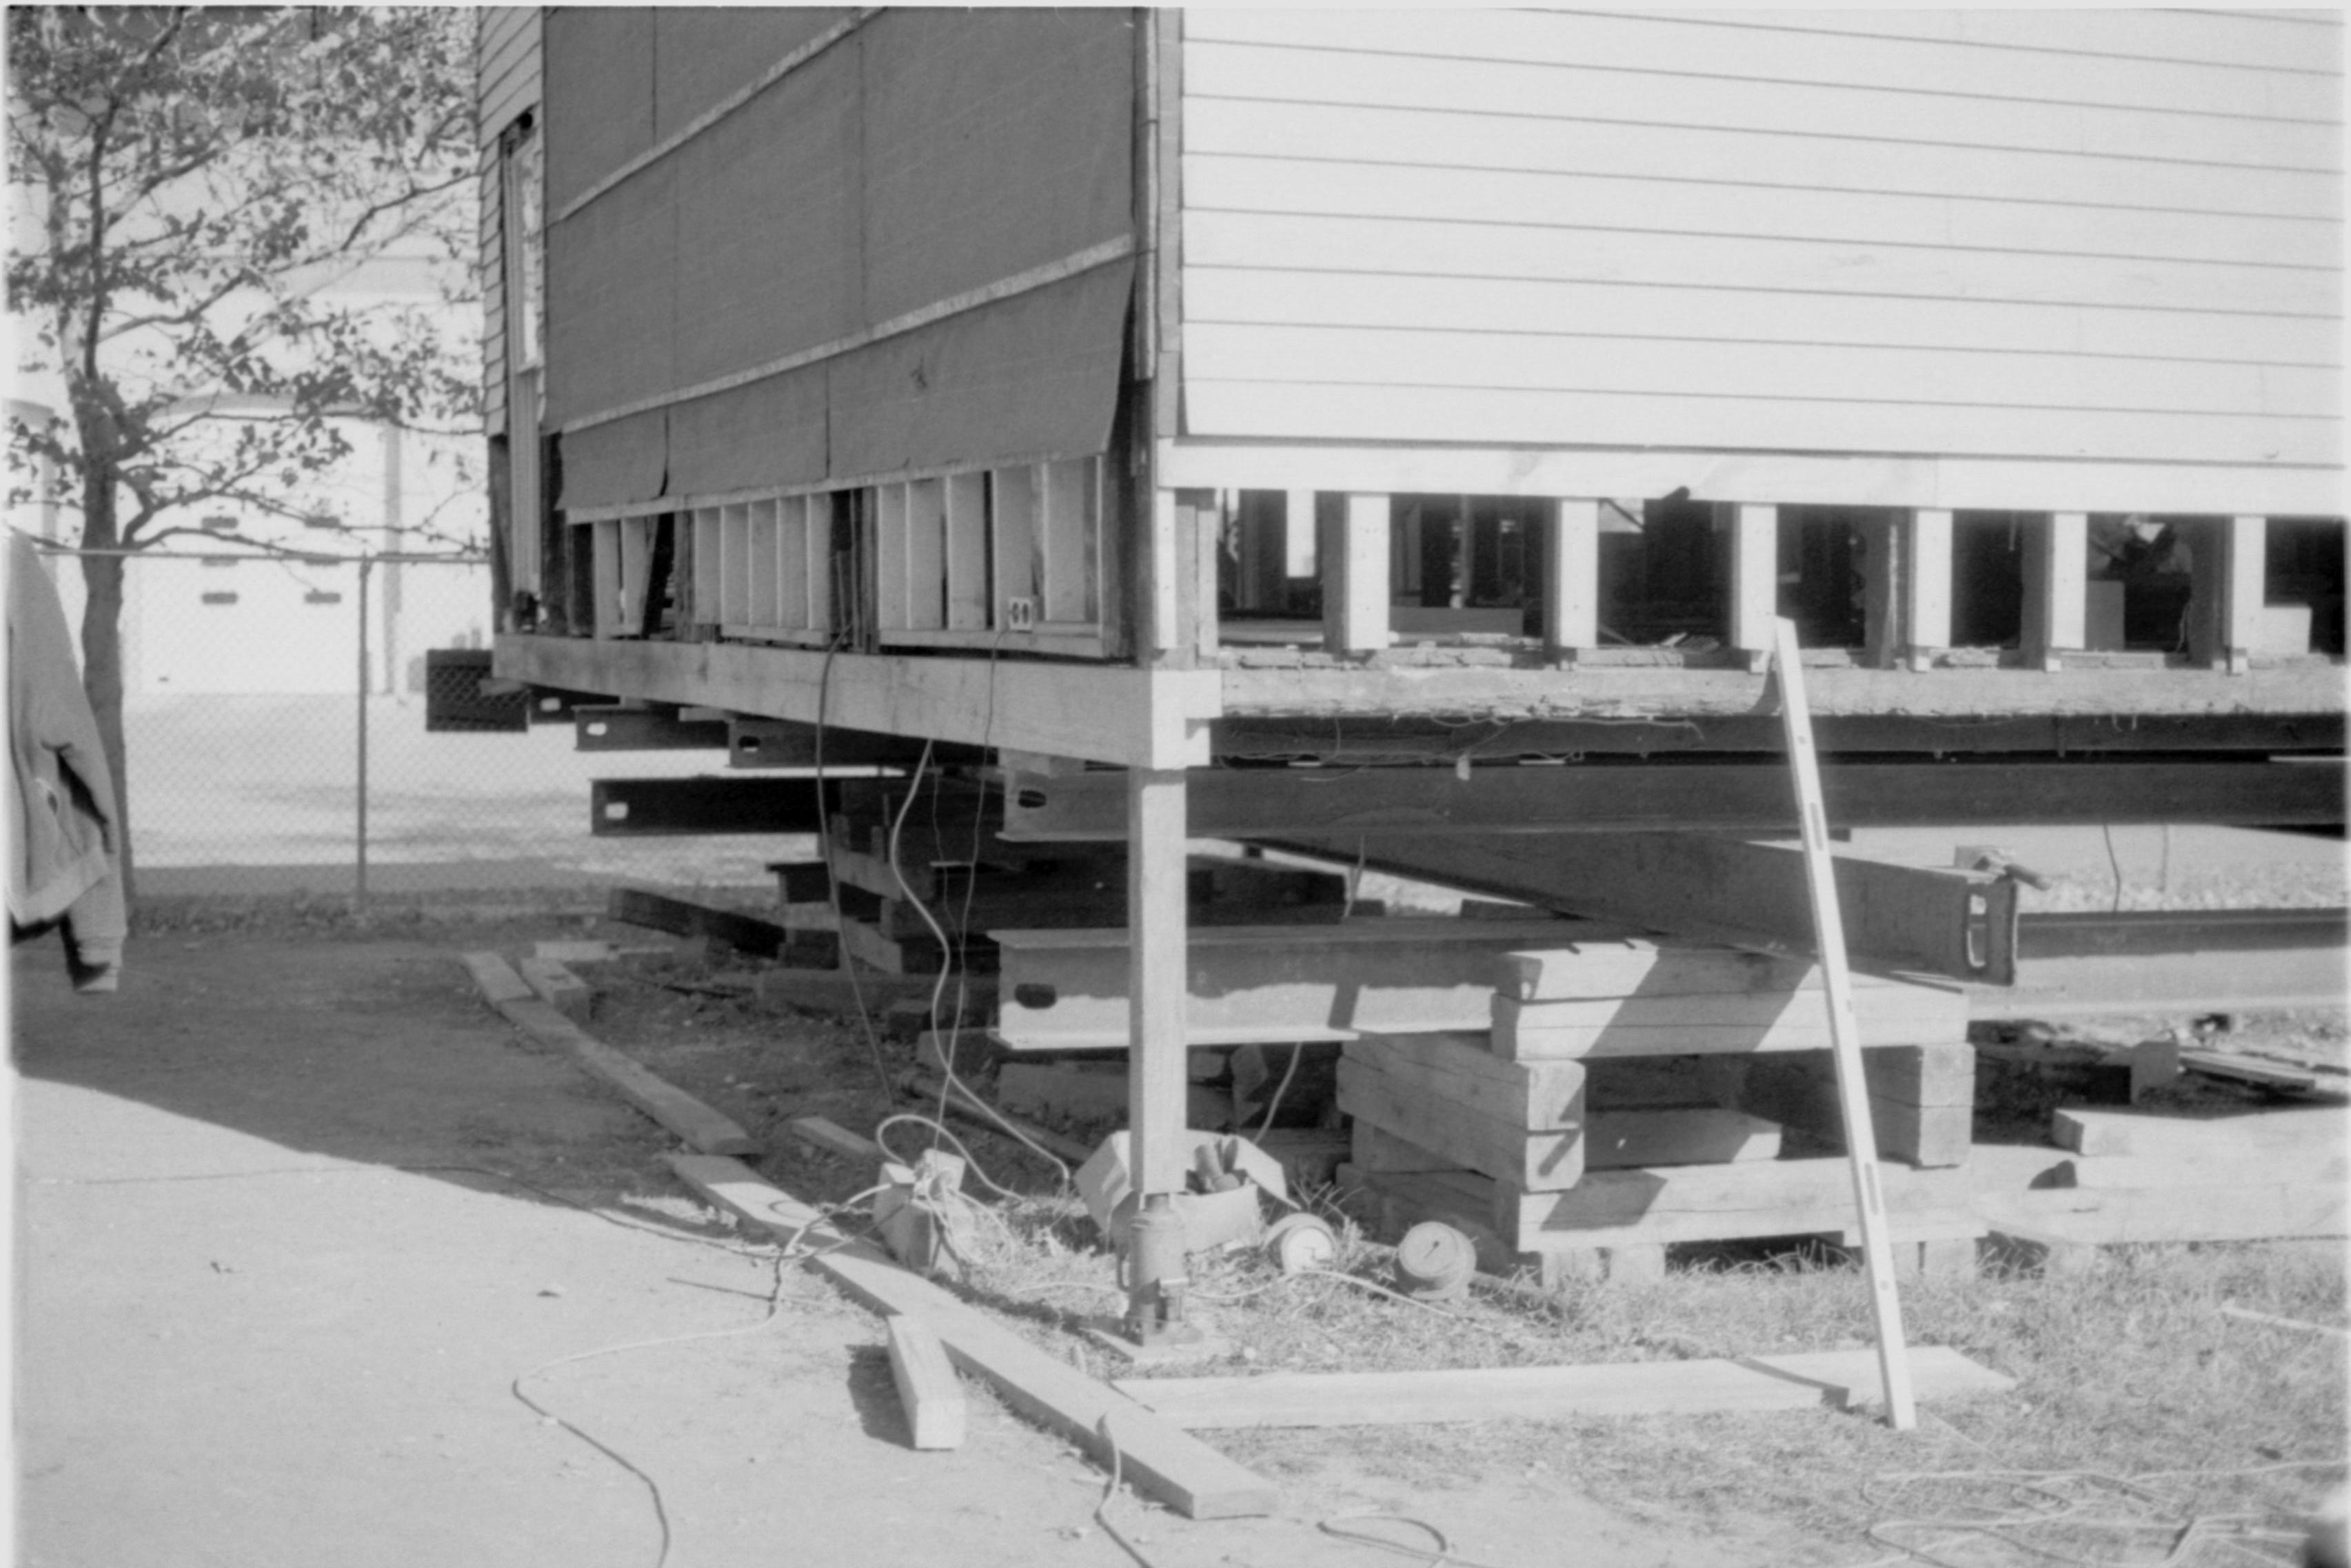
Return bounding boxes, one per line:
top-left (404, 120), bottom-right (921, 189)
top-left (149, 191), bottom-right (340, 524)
top-left (7, 6), bottom-right (480, 898)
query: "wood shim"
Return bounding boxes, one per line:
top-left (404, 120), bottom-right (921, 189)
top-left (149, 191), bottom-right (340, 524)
top-left (666, 1155), bottom-right (1278, 1520)
top-left (786, 1115), bottom-right (886, 1163)
top-left (1113, 1347), bottom-right (2013, 1429)
top-left (886, 1314), bottom-right (967, 1450)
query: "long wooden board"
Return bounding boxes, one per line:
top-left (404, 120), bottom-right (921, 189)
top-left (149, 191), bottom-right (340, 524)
top-left (665, 1155), bottom-right (1279, 1519)
top-left (2050, 1106), bottom-right (2349, 1159)
top-left (495, 998), bottom-right (761, 1157)
top-left (1336, 1057), bottom-right (1586, 1190)
top-left (1492, 1158), bottom-right (1979, 1252)
top-left (1111, 1346), bottom-right (2012, 1429)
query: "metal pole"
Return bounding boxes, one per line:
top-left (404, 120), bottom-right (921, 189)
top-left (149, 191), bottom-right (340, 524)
top-left (356, 552), bottom-right (371, 913)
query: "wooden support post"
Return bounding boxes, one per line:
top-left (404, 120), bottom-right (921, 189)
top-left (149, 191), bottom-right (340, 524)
top-left (2187, 515), bottom-right (2266, 673)
top-left (1151, 489), bottom-right (1216, 666)
top-left (1860, 512), bottom-right (1905, 670)
top-left (1284, 490), bottom-right (1317, 580)
top-left (1728, 505), bottom-right (1777, 667)
top-left (1773, 618), bottom-right (1917, 1431)
top-left (1902, 509), bottom-right (1953, 671)
top-left (1544, 499), bottom-right (1600, 664)
top-left (1128, 768), bottom-right (1191, 1200)
top-left (1322, 493), bottom-right (1391, 653)
top-left (2021, 512), bottom-right (2088, 669)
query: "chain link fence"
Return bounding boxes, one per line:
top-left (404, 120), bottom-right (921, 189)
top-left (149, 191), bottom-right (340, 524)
top-left (37, 548), bottom-right (800, 914)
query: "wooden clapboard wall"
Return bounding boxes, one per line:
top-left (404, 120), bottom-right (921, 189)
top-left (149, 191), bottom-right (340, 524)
top-left (476, 7), bottom-right (541, 442)
top-left (1179, 9), bottom-right (2343, 472)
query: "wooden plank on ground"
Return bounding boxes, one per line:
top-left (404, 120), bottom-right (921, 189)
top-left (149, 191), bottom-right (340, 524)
top-left (516, 955), bottom-right (593, 1020)
top-left (886, 1314), bottom-right (967, 1450)
top-left (494, 999), bottom-right (760, 1156)
top-left (1110, 1345), bottom-right (2010, 1429)
top-left (664, 1155), bottom-right (1279, 1518)
top-left (786, 1115), bottom-right (885, 1163)
top-left (2181, 1050), bottom-right (2341, 1097)
top-left (462, 950), bottom-right (536, 1006)
top-left (2050, 1106), bottom-right (2348, 1159)
top-left (1977, 1183), bottom-right (2348, 1245)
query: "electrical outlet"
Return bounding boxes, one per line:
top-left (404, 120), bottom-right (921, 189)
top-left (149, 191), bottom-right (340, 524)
top-left (1005, 595), bottom-right (1036, 631)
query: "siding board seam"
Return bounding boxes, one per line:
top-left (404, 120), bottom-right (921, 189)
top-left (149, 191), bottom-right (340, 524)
top-left (1178, 91), bottom-right (2343, 178)
top-left (1184, 144), bottom-right (2343, 229)
top-left (1181, 202), bottom-right (2340, 277)
top-left (1235, 11), bottom-right (2349, 83)
top-left (1189, 36), bottom-right (2343, 128)
top-left (1179, 257), bottom-right (2340, 325)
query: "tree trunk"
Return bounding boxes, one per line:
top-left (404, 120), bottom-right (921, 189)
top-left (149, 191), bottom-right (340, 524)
top-left (74, 467), bottom-right (136, 909)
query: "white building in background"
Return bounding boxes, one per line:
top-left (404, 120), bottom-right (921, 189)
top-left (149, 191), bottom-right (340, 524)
top-left (6, 403), bottom-right (492, 698)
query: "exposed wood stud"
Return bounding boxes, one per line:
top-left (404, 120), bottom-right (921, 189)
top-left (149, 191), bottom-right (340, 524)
top-left (1544, 498), bottom-right (1601, 662)
top-left (1903, 508), bottom-right (1954, 671)
top-left (905, 478), bottom-right (947, 631)
top-left (1323, 493), bottom-right (1392, 653)
top-left (945, 473), bottom-right (989, 631)
top-left (1728, 503), bottom-right (1777, 664)
top-left (1859, 511), bottom-right (1905, 670)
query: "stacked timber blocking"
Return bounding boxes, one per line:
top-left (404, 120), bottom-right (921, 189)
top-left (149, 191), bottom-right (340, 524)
top-left (1340, 939), bottom-right (1983, 1286)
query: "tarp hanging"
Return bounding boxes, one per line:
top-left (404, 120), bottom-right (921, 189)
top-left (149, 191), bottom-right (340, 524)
top-left (828, 259), bottom-right (1134, 483)
top-left (558, 408), bottom-right (667, 512)
top-left (542, 9), bottom-right (654, 214)
top-left (668, 366), bottom-right (828, 500)
top-left (654, 8), bottom-right (856, 141)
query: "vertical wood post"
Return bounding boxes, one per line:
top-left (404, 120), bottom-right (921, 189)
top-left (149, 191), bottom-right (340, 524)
top-left (1728, 504), bottom-right (1777, 666)
top-left (2183, 516), bottom-right (2264, 671)
top-left (1544, 498), bottom-right (1600, 664)
top-left (1127, 767), bottom-right (1191, 1202)
top-left (2021, 511), bottom-right (2088, 669)
top-left (1321, 493), bottom-right (1391, 653)
top-left (1859, 513), bottom-right (1906, 670)
top-left (1150, 489), bottom-right (1215, 667)
top-left (1902, 509), bottom-right (1953, 671)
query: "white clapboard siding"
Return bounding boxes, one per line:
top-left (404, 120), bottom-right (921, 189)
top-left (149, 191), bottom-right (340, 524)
top-left (478, 8), bottom-right (542, 144)
top-left (1182, 381), bottom-right (2339, 469)
top-left (1184, 99), bottom-right (2341, 227)
top-left (1182, 269), bottom-right (2340, 372)
top-left (480, 154), bottom-right (506, 434)
top-left (1690, 8), bottom-right (2345, 77)
top-left (1184, 211), bottom-right (2338, 323)
top-left (1184, 10), bottom-right (2345, 123)
top-left (1183, 156), bottom-right (2337, 276)
top-left (1183, 325), bottom-right (2339, 423)
top-left (1183, 37), bottom-right (2342, 174)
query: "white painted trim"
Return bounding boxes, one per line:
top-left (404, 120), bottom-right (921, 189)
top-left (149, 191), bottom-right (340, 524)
top-left (1155, 439), bottom-right (2344, 518)
top-left (558, 445), bottom-right (1118, 522)
top-left (560, 237), bottom-right (1137, 436)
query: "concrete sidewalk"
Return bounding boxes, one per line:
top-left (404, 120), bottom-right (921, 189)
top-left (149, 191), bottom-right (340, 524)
top-left (11, 930), bottom-right (1753, 1568)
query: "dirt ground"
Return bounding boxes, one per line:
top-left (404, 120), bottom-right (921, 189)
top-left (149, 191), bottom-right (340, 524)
top-left (12, 913), bottom-right (1794, 1568)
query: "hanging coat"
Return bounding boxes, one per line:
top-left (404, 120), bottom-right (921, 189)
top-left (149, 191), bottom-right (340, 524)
top-left (8, 530), bottom-right (125, 992)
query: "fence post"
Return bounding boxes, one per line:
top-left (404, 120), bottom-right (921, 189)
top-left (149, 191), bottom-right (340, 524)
top-left (355, 551), bottom-right (371, 913)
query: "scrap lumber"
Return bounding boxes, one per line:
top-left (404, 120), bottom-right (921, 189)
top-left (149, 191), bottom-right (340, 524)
top-left (786, 1115), bottom-right (886, 1163)
top-left (461, 950), bottom-right (536, 1006)
top-left (2181, 1050), bottom-right (2343, 1097)
top-left (885, 1314), bottom-right (967, 1450)
top-left (515, 955), bottom-right (593, 1021)
top-left (1979, 1183), bottom-right (2348, 1246)
top-left (1494, 1158), bottom-right (1978, 1252)
top-left (499, 999), bottom-right (760, 1157)
top-left (2050, 1106), bottom-right (2348, 1159)
top-left (665, 1154), bottom-right (1278, 1519)
top-left (1111, 1346), bottom-right (2012, 1430)
top-left (993, 919), bottom-right (1608, 1050)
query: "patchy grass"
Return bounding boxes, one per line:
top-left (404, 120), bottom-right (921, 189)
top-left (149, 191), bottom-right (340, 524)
top-left (491, 919), bottom-right (2345, 1565)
